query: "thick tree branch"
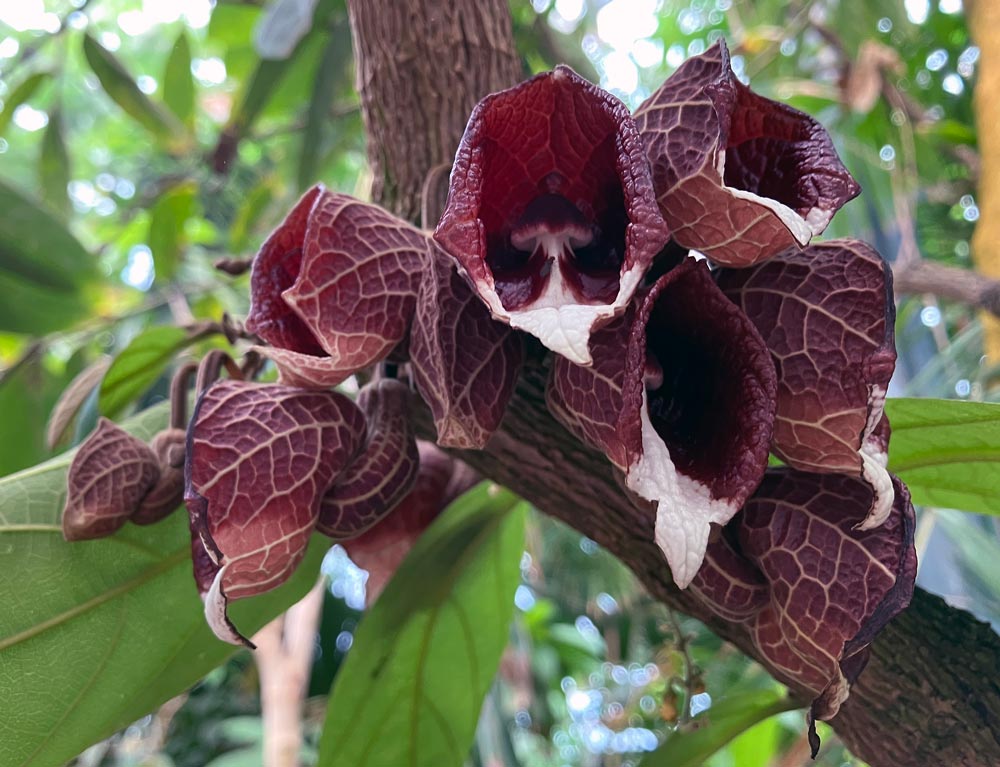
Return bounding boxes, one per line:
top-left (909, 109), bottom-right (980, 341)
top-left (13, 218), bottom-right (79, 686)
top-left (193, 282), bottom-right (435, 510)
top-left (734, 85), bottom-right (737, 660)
top-left (346, 2), bottom-right (1000, 765)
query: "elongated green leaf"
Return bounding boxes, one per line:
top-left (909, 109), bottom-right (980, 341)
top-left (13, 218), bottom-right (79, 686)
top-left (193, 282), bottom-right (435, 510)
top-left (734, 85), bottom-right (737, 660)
top-left (82, 35), bottom-right (184, 143)
top-left (0, 402), bottom-right (328, 767)
top-left (162, 31), bottom-right (196, 126)
top-left (642, 689), bottom-right (798, 767)
top-left (886, 398), bottom-right (1000, 515)
top-left (297, 33), bottom-right (345, 190)
top-left (39, 108), bottom-right (71, 218)
top-left (147, 181), bottom-right (198, 281)
top-left (0, 71), bottom-right (50, 136)
top-left (0, 178), bottom-right (93, 334)
top-left (318, 486), bottom-right (526, 767)
top-left (98, 326), bottom-right (191, 418)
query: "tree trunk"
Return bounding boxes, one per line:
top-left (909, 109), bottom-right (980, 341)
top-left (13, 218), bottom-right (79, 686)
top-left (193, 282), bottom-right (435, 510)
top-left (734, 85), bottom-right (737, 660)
top-left (346, 2), bottom-right (1000, 765)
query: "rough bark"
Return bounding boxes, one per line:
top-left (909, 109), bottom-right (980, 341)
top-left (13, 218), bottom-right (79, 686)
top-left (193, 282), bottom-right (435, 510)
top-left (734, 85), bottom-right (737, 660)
top-left (346, 2), bottom-right (1000, 765)
top-left (348, 0), bottom-right (522, 223)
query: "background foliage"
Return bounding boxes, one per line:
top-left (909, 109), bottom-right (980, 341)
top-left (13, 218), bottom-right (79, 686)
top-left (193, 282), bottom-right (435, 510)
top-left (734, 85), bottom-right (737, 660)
top-left (0, 0), bottom-right (997, 765)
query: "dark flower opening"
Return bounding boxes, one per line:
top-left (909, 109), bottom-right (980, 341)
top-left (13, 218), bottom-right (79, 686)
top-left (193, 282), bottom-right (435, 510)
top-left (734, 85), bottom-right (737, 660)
top-left (484, 168), bottom-right (628, 311)
top-left (719, 84), bottom-right (850, 222)
top-left (436, 65), bottom-right (668, 364)
top-left (645, 331), bottom-right (731, 486)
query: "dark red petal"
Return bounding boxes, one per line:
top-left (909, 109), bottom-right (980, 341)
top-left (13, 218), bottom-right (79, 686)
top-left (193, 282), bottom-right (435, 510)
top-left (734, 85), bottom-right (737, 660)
top-left (410, 247), bottom-right (524, 449)
top-left (245, 185), bottom-right (326, 356)
top-left (634, 41), bottom-right (859, 267)
top-left (317, 378), bottom-right (419, 538)
top-left (343, 441), bottom-right (465, 604)
top-left (619, 257), bottom-right (776, 587)
top-left (740, 471), bottom-right (916, 727)
top-left (435, 66), bottom-right (669, 364)
top-left (716, 239), bottom-right (897, 527)
top-left (132, 428), bottom-right (186, 525)
top-left (62, 417), bottom-right (159, 541)
top-left (280, 193), bottom-right (426, 378)
top-left (184, 379), bottom-right (366, 645)
top-left (546, 311), bottom-right (631, 469)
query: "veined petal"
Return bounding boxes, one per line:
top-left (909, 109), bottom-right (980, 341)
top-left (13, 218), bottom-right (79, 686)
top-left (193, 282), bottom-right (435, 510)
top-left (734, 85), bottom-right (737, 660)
top-left (247, 188), bottom-right (428, 387)
top-left (692, 470), bottom-right (916, 755)
top-left (317, 379), bottom-right (420, 538)
top-left (343, 442), bottom-right (477, 604)
top-left (546, 311), bottom-right (631, 469)
top-left (410, 247), bottom-right (524, 449)
top-left (184, 379), bottom-right (366, 645)
top-left (716, 239), bottom-right (897, 527)
top-left (62, 418), bottom-right (159, 541)
top-left (619, 258), bottom-right (776, 587)
top-left (246, 185), bottom-right (326, 355)
top-left (634, 41), bottom-right (859, 267)
top-left (282, 192), bottom-right (426, 369)
top-left (435, 66), bottom-right (669, 364)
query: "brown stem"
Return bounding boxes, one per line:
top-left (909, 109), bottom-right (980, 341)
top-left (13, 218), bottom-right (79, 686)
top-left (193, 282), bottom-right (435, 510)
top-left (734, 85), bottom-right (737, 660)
top-left (169, 363), bottom-right (198, 429)
top-left (347, 2), bottom-right (1000, 765)
top-left (253, 580), bottom-right (325, 767)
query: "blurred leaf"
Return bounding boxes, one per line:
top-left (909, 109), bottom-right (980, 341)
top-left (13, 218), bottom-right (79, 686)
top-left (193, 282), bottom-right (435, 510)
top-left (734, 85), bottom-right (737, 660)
top-left (714, 714), bottom-right (782, 767)
top-left (0, 352), bottom-right (53, 475)
top-left (254, 0), bottom-right (320, 60)
top-left (228, 177), bottom-right (276, 252)
top-left (318, 485), bottom-right (526, 767)
top-left (0, 178), bottom-right (93, 334)
top-left (0, 71), bottom-right (51, 136)
top-left (98, 326), bottom-right (190, 418)
top-left (147, 180), bottom-right (198, 281)
top-left (39, 108), bottom-right (71, 219)
top-left (297, 30), bottom-right (348, 190)
top-left (162, 30), bottom-right (196, 126)
top-left (82, 34), bottom-right (185, 144)
top-left (229, 57), bottom-right (294, 135)
top-left (0, 401), bottom-right (329, 767)
top-left (886, 398), bottom-right (1000, 515)
top-left (642, 690), bottom-right (798, 767)
top-left (46, 356), bottom-right (112, 450)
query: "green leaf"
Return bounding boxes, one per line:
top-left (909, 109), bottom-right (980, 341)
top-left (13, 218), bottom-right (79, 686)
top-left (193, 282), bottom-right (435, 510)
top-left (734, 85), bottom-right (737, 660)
top-left (318, 485), bottom-right (526, 767)
top-left (162, 31), bottom-right (196, 126)
top-left (0, 178), bottom-right (93, 334)
top-left (98, 326), bottom-right (191, 419)
top-left (641, 689), bottom-right (798, 767)
top-left (0, 402), bottom-right (328, 767)
top-left (886, 398), bottom-right (1000, 515)
top-left (228, 176), bottom-right (276, 252)
top-left (147, 181), bottom-right (198, 281)
top-left (82, 34), bottom-right (185, 144)
top-left (0, 71), bottom-right (51, 136)
top-left (297, 33), bottom-right (345, 191)
top-left (39, 108), bottom-right (71, 219)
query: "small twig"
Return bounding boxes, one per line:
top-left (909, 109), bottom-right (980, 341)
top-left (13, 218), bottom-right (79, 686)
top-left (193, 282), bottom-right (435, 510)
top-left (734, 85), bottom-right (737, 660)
top-left (892, 260), bottom-right (1000, 317)
top-left (666, 609), bottom-right (698, 726)
top-left (253, 579), bottom-right (325, 767)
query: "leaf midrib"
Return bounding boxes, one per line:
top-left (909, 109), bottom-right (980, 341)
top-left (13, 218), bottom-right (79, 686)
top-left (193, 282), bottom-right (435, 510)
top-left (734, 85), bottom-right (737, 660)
top-left (0, 546), bottom-right (188, 653)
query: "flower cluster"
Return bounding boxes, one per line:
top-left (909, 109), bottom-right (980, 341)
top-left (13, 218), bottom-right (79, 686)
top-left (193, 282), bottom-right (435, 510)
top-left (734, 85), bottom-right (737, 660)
top-left (63, 41), bottom-right (915, 746)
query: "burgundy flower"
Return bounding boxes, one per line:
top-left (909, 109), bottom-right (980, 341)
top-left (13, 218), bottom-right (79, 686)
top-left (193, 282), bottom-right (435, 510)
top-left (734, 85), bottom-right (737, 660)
top-left (185, 379), bottom-right (368, 646)
top-left (245, 186), bottom-right (427, 388)
top-left (63, 418), bottom-right (185, 541)
top-left (435, 66), bottom-right (670, 364)
top-left (548, 256), bottom-right (777, 587)
top-left (716, 239), bottom-right (897, 526)
top-left (634, 40), bottom-right (860, 266)
top-left (690, 470), bottom-right (916, 755)
top-left (343, 441), bottom-right (479, 604)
